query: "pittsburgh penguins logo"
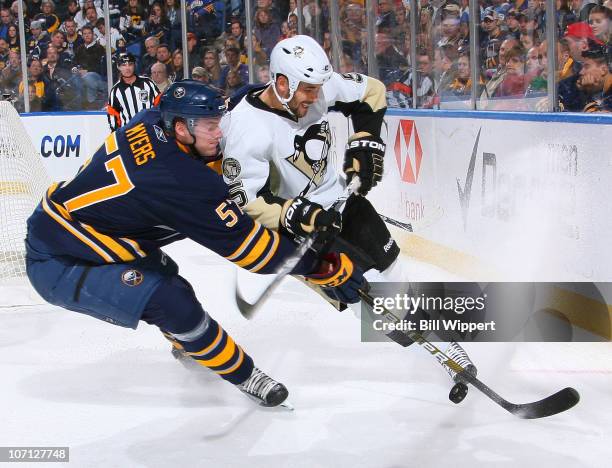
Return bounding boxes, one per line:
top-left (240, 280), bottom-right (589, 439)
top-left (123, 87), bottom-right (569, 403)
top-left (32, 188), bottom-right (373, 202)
top-left (286, 121), bottom-right (331, 188)
top-left (222, 157), bottom-right (241, 180)
top-left (121, 269), bottom-right (144, 287)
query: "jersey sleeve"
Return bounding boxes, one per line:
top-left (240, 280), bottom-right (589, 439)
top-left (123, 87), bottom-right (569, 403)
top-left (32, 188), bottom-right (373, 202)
top-left (325, 72), bottom-right (387, 137)
top-left (220, 111), bottom-right (274, 205)
top-left (161, 179), bottom-right (316, 275)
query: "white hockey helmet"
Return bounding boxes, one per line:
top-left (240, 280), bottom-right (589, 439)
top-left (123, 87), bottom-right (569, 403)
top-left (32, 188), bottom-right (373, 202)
top-left (269, 35), bottom-right (333, 114)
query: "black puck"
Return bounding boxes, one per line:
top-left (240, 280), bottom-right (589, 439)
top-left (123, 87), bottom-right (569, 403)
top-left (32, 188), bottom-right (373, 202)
top-left (449, 382), bottom-right (468, 404)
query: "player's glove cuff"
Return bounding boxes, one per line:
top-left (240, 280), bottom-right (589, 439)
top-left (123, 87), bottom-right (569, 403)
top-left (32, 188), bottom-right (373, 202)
top-left (343, 132), bottom-right (385, 197)
top-left (305, 252), bottom-right (365, 304)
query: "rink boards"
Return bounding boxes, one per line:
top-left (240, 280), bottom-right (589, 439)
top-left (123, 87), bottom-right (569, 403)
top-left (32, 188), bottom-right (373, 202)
top-left (19, 110), bottom-right (612, 338)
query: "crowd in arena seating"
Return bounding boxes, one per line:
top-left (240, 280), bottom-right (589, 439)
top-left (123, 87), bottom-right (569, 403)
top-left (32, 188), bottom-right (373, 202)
top-left (0, 0), bottom-right (609, 113)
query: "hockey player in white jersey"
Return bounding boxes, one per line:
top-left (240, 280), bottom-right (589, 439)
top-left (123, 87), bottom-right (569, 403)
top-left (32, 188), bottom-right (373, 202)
top-left (220, 35), bottom-right (478, 388)
top-left (220, 35), bottom-right (401, 284)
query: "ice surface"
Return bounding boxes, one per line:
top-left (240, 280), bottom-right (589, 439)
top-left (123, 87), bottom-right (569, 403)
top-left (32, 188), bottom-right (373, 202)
top-left (1, 240), bottom-right (610, 467)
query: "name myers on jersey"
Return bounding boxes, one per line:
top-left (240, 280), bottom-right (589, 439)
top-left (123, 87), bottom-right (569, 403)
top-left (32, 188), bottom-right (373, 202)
top-left (125, 123), bottom-right (157, 165)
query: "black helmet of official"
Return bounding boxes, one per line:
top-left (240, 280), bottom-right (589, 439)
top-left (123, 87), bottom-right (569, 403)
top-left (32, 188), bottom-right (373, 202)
top-left (116, 52), bottom-right (136, 67)
top-left (159, 80), bottom-right (227, 136)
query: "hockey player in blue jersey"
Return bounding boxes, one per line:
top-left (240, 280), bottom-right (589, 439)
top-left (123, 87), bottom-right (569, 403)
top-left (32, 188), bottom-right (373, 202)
top-left (25, 81), bottom-right (365, 407)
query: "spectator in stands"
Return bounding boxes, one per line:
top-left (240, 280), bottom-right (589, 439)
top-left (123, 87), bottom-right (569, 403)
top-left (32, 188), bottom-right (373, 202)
top-left (434, 43), bottom-right (458, 96)
top-left (202, 48), bottom-right (221, 86)
top-left (34, 0), bottom-right (60, 34)
top-left (27, 19), bottom-right (50, 58)
top-left (579, 41), bottom-right (611, 112)
top-left (140, 36), bottom-right (159, 75)
top-left (6, 24), bottom-right (18, 52)
top-left (251, 34), bottom-right (269, 67)
top-left (95, 18), bottom-right (124, 51)
top-left (190, 65), bottom-right (208, 82)
top-left (438, 10), bottom-right (464, 49)
top-left (224, 68), bottom-right (244, 95)
top-left (0, 37), bottom-right (9, 69)
top-left (186, 32), bottom-right (200, 71)
top-left (0, 8), bottom-right (13, 41)
top-left (150, 60), bottom-right (171, 92)
top-left (1, 49), bottom-right (21, 93)
top-left (228, 18), bottom-right (246, 52)
top-left (146, 2), bottom-right (170, 44)
top-left (401, 48), bottom-right (436, 108)
top-left (257, 0), bottom-right (281, 24)
top-left (188, 0), bottom-right (223, 43)
top-left (17, 58), bottom-right (49, 112)
top-left (377, 0), bottom-right (397, 32)
top-left (505, 9), bottom-right (521, 40)
top-left (170, 48), bottom-right (183, 81)
top-left (220, 46), bottom-right (248, 86)
top-left (164, 0), bottom-right (181, 49)
top-left (496, 46), bottom-right (529, 99)
top-left (74, 0), bottom-right (102, 29)
top-left (26, 0), bottom-right (43, 18)
top-left (43, 44), bottom-right (76, 110)
top-left (74, 25), bottom-right (106, 109)
top-left (64, 0), bottom-right (80, 22)
top-left (588, 5), bottom-right (611, 68)
top-left (155, 42), bottom-right (172, 74)
top-left (254, 7), bottom-right (281, 57)
top-left (441, 50), bottom-right (483, 99)
top-left (526, 45), bottom-right (543, 75)
top-left (481, 7), bottom-right (504, 76)
top-left (120, 0), bottom-right (147, 43)
top-left (256, 63), bottom-right (271, 83)
top-left (49, 30), bottom-right (70, 62)
top-left (375, 30), bottom-right (408, 85)
top-left (63, 18), bottom-right (83, 56)
top-left (520, 31), bottom-right (536, 51)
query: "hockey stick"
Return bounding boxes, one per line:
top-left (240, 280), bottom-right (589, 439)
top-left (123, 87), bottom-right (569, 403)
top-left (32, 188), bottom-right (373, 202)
top-left (378, 213), bottom-right (413, 232)
top-left (358, 290), bottom-right (580, 419)
top-left (235, 178), bottom-right (361, 320)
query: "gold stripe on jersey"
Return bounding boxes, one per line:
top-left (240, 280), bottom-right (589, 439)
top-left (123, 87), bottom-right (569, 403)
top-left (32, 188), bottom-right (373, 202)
top-left (42, 196), bottom-right (115, 263)
top-left (233, 229), bottom-right (271, 269)
top-left (80, 223), bottom-right (136, 262)
top-left (225, 223), bottom-right (261, 261)
top-left (250, 230), bottom-right (280, 273)
top-left (105, 133), bottom-right (119, 154)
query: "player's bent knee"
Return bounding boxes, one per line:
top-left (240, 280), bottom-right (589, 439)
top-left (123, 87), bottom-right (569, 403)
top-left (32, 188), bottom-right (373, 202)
top-left (141, 275), bottom-right (209, 339)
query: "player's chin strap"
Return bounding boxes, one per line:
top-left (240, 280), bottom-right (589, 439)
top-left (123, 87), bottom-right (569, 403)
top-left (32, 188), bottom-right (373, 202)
top-left (271, 79), bottom-right (297, 118)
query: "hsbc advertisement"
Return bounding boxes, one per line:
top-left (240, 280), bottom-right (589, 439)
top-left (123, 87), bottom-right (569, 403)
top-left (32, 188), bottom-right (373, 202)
top-left (329, 112), bottom-right (612, 282)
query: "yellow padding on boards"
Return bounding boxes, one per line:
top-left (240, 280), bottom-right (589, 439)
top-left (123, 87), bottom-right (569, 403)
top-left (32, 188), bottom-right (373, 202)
top-left (393, 227), bottom-right (612, 340)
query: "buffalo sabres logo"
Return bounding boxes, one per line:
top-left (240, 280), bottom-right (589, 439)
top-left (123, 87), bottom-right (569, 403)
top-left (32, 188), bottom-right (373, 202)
top-left (285, 121), bottom-right (331, 188)
top-left (139, 90), bottom-right (149, 102)
top-left (121, 269), bottom-right (144, 287)
top-left (173, 86), bottom-right (186, 98)
top-left (222, 157), bottom-right (241, 180)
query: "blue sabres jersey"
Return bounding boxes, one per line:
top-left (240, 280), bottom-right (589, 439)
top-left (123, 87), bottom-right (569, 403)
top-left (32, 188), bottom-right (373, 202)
top-left (26, 108), bottom-right (313, 275)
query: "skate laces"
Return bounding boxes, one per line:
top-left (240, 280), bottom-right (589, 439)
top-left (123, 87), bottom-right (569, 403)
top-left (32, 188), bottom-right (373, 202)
top-left (239, 367), bottom-right (279, 399)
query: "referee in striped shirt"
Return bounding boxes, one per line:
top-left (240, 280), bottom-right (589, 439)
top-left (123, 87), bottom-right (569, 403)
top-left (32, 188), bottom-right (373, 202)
top-left (106, 52), bottom-right (160, 131)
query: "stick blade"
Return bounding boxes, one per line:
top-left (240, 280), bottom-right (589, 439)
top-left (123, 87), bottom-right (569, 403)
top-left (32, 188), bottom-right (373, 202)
top-left (510, 387), bottom-right (580, 419)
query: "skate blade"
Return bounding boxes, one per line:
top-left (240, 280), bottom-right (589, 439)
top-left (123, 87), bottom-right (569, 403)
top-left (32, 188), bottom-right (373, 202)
top-left (279, 400), bottom-right (295, 411)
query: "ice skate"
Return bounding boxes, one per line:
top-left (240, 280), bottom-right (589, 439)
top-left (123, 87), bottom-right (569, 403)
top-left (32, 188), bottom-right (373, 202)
top-left (237, 367), bottom-right (292, 409)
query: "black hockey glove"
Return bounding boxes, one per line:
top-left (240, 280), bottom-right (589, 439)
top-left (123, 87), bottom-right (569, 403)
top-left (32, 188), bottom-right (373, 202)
top-left (343, 132), bottom-right (385, 197)
top-left (281, 196), bottom-right (342, 240)
top-left (305, 252), bottom-right (366, 304)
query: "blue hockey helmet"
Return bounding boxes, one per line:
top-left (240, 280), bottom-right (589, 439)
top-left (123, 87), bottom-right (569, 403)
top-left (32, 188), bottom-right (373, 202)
top-left (159, 80), bottom-right (227, 135)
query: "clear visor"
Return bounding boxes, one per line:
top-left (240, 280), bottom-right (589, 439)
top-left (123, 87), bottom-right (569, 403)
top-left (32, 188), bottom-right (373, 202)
top-left (186, 115), bottom-right (226, 140)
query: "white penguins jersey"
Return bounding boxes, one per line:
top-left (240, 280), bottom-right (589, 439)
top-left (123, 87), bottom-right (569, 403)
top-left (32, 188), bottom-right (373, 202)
top-left (220, 72), bottom-right (386, 228)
